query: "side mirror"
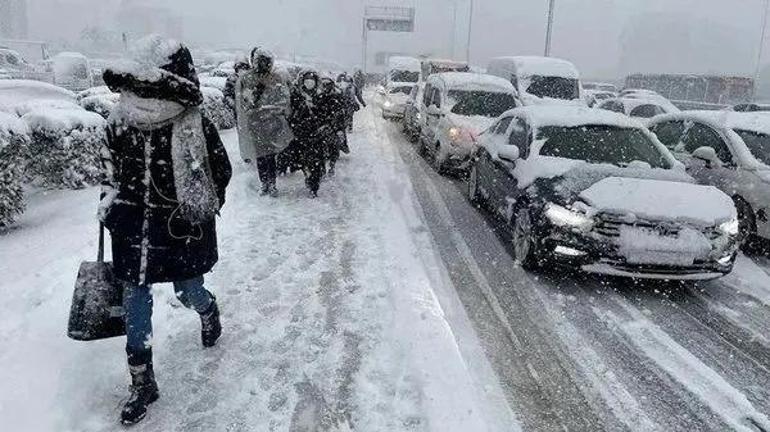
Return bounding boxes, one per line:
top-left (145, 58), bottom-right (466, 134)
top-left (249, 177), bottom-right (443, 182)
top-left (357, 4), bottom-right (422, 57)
top-left (497, 145), bottom-right (520, 162)
top-left (692, 146), bottom-right (721, 168)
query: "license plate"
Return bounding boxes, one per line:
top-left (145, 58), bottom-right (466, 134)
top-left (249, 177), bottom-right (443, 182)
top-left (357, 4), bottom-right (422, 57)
top-left (625, 250), bottom-right (695, 266)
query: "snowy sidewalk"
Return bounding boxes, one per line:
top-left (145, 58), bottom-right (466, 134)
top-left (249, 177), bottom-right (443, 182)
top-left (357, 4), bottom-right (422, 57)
top-left (0, 106), bottom-right (515, 431)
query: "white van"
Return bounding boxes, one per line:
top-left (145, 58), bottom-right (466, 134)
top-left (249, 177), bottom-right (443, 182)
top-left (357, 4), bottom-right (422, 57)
top-left (387, 56), bottom-right (421, 86)
top-left (487, 56), bottom-right (583, 106)
top-left (420, 58), bottom-right (470, 81)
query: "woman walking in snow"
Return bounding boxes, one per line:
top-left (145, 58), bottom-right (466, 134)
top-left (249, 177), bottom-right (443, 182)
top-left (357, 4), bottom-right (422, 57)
top-left (99, 35), bottom-right (232, 425)
top-left (288, 70), bottom-right (327, 197)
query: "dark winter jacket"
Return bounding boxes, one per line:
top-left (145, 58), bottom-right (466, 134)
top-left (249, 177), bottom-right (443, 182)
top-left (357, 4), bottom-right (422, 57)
top-left (101, 116), bottom-right (231, 285)
top-left (101, 37), bottom-right (232, 285)
top-left (318, 86), bottom-right (347, 133)
top-left (288, 77), bottom-right (326, 140)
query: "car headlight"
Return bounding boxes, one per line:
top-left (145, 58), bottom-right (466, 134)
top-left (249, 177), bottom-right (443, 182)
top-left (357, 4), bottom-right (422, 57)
top-left (449, 127), bottom-right (461, 140)
top-left (718, 217), bottom-right (739, 236)
top-left (545, 203), bottom-right (594, 231)
top-left (383, 100), bottom-right (393, 108)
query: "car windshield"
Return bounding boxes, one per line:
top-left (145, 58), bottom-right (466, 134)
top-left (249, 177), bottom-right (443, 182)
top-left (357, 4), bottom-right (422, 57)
top-left (537, 125), bottom-right (671, 169)
top-left (447, 90), bottom-right (517, 117)
top-left (389, 86), bottom-right (413, 95)
top-left (390, 70), bottom-right (420, 83)
top-left (734, 129), bottom-right (770, 165)
top-left (526, 76), bottom-right (580, 100)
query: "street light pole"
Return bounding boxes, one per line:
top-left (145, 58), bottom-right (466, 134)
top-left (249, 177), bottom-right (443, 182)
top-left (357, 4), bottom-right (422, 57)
top-left (544, 0), bottom-right (556, 57)
top-left (450, 0), bottom-right (458, 58)
top-left (466, 0), bottom-right (474, 62)
top-left (754, 0), bottom-right (770, 98)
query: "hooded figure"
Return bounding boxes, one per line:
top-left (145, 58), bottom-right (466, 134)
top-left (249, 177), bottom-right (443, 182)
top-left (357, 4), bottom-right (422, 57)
top-left (288, 70), bottom-right (326, 196)
top-left (318, 77), bottom-right (346, 175)
top-left (235, 48), bottom-right (292, 196)
top-left (223, 60), bottom-right (251, 114)
top-left (100, 35), bottom-right (232, 426)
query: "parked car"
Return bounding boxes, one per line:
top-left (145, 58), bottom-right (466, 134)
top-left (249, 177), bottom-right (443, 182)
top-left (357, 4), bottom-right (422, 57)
top-left (387, 56), bottom-right (421, 86)
top-left (420, 58), bottom-right (470, 80)
top-left (51, 52), bottom-right (93, 91)
top-left (486, 56), bottom-right (584, 106)
top-left (468, 105), bottom-right (739, 280)
top-left (381, 82), bottom-right (416, 120)
top-left (402, 83), bottom-right (425, 142)
top-left (585, 90), bottom-right (617, 107)
top-left (583, 82), bottom-right (618, 93)
top-left (419, 72), bottom-right (518, 172)
top-left (648, 111), bottom-right (770, 251)
top-left (597, 97), bottom-right (679, 119)
top-left (732, 103), bottom-right (770, 112)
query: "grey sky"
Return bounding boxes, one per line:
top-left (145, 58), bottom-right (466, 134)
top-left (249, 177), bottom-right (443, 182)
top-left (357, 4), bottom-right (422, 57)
top-left (27, 0), bottom-right (770, 80)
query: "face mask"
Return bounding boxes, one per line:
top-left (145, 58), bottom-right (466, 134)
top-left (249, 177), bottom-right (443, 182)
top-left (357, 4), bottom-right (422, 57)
top-left (304, 79), bottom-right (316, 90)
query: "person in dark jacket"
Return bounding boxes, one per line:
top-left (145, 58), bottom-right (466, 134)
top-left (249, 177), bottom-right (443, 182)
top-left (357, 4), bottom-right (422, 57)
top-left (336, 72), bottom-right (358, 152)
top-left (99, 35), bottom-right (232, 426)
top-left (288, 70), bottom-right (326, 197)
top-left (223, 60), bottom-right (251, 116)
top-left (352, 69), bottom-right (367, 109)
top-left (318, 77), bottom-right (346, 176)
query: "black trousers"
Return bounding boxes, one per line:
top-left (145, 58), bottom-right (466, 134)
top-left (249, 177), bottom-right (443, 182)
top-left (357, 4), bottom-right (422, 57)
top-left (299, 138), bottom-right (325, 194)
top-left (324, 132), bottom-right (341, 168)
top-left (256, 154), bottom-right (277, 188)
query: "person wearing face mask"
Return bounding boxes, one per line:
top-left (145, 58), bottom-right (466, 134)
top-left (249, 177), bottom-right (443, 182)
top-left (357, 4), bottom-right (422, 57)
top-left (288, 70), bottom-right (327, 197)
top-left (318, 77), bottom-right (346, 176)
top-left (99, 35), bottom-right (232, 425)
top-left (235, 47), bottom-right (293, 197)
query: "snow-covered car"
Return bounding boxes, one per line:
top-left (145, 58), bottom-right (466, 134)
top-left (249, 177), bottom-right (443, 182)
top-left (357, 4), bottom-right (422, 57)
top-left (420, 58), bottom-right (470, 80)
top-left (51, 52), bottom-right (93, 91)
top-left (597, 97), bottom-right (679, 119)
top-left (78, 87), bottom-right (119, 119)
top-left (419, 72), bottom-right (518, 172)
top-left (620, 88), bottom-right (662, 98)
top-left (732, 103), bottom-right (770, 112)
top-left (584, 90), bottom-right (616, 107)
top-left (468, 105), bottom-right (739, 280)
top-left (648, 111), bottom-right (770, 251)
top-left (402, 82), bottom-right (425, 142)
top-left (486, 56), bottom-right (584, 106)
top-left (211, 61), bottom-right (235, 78)
top-left (381, 83), bottom-right (416, 120)
top-left (0, 79), bottom-right (76, 114)
top-left (200, 76), bottom-right (228, 92)
top-left (387, 56), bottom-right (421, 86)
top-left (583, 82), bottom-right (618, 93)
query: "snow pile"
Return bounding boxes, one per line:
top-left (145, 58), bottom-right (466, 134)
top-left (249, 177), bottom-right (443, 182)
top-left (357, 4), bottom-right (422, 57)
top-left (23, 108), bottom-right (106, 189)
top-left (433, 72), bottom-right (514, 93)
top-left (0, 79), bottom-right (76, 114)
top-left (77, 86), bottom-right (113, 101)
top-left (199, 76), bottom-right (227, 91)
top-left (12, 99), bottom-right (83, 117)
top-left (201, 86), bottom-right (235, 130)
top-left (579, 177), bottom-right (736, 226)
top-left (0, 112), bottom-right (29, 226)
top-left (80, 93), bottom-right (120, 119)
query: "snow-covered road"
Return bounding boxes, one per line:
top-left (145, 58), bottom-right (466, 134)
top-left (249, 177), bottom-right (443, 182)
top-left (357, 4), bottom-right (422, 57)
top-left (4, 103), bottom-right (770, 431)
top-left (0, 106), bottom-right (517, 431)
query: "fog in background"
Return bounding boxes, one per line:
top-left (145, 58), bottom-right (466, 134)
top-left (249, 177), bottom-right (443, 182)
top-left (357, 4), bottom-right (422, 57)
top-left (24, 0), bottom-right (770, 81)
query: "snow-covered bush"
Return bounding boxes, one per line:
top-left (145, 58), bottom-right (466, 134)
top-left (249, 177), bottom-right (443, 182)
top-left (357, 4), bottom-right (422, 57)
top-left (22, 108), bottom-right (106, 189)
top-left (80, 93), bottom-right (119, 119)
top-left (201, 86), bottom-right (235, 130)
top-left (0, 112), bottom-right (30, 226)
top-left (200, 76), bottom-right (227, 92)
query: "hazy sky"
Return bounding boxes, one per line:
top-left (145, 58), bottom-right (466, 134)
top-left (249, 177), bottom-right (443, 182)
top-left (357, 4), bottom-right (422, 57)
top-left (28, 0), bottom-right (770, 80)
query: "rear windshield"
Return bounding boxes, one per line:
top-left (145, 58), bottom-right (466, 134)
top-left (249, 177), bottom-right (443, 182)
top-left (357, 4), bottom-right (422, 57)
top-left (538, 125), bottom-right (671, 169)
top-left (734, 129), bottom-right (770, 165)
top-left (389, 86), bottom-right (413, 95)
top-left (447, 90), bottom-right (517, 117)
top-left (390, 70), bottom-right (420, 83)
top-left (526, 76), bottom-right (580, 100)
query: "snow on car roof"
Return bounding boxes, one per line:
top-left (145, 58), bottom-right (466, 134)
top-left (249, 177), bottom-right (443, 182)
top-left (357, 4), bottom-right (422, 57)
top-left (430, 72), bottom-right (514, 93)
top-left (0, 80), bottom-right (76, 112)
top-left (53, 52), bottom-right (87, 60)
top-left (609, 97), bottom-right (680, 113)
top-left (22, 107), bottom-right (105, 132)
top-left (492, 56), bottom-right (579, 79)
top-left (655, 110), bottom-right (770, 135)
top-left (388, 56), bottom-right (421, 71)
top-left (503, 105), bottom-right (644, 129)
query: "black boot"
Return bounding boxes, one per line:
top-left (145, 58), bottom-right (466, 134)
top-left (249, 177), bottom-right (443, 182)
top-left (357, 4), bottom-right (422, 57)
top-left (121, 348), bottom-right (159, 426)
top-left (201, 296), bottom-right (222, 348)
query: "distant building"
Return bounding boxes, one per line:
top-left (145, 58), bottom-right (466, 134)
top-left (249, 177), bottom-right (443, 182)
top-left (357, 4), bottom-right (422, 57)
top-left (0, 0), bottom-right (29, 39)
top-left (118, 0), bottom-right (183, 41)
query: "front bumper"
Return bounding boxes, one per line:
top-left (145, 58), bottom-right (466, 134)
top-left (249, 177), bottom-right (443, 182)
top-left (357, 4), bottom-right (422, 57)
top-left (544, 225), bottom-right (737, 281)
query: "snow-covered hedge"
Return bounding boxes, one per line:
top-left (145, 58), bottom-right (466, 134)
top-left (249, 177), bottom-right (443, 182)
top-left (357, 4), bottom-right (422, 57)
top-left (0, 112), bottom-right (30, 226)
top-left (22, 108), bottom-right (106, 189)
top-left (201, 86), bottom-right (235, 130)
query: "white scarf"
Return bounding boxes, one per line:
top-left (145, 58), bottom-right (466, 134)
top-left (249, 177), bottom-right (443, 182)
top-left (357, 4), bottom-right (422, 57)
top-left (111, 93), bottom-right (221, 225)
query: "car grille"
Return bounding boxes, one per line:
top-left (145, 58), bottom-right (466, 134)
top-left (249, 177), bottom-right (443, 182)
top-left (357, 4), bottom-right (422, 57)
top-left (593, 214), bottom-right (682, 238)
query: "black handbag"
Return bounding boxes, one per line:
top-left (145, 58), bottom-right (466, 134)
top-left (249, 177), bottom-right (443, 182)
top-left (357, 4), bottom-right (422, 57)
top-left (67, 223), bottom-right (126, 341)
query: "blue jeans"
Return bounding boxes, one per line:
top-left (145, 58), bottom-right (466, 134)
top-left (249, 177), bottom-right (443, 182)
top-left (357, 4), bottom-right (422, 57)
top-left (124, 276), bottom-right (213, 351)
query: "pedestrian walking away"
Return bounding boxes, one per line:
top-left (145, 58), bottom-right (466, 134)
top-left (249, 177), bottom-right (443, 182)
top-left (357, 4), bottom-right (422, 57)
top-left (99, 35), bottom-right (232, 426)
top-left (235, 47), bottom-right (293, 197)
top-left (288, 70), bottom-right (326, 197)
top-left (223, 60), bottom-right (251, 119)
top-left (336, 72), bottom-right (359, 152)
top-left (318, 77), bottom-right (347, 176)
